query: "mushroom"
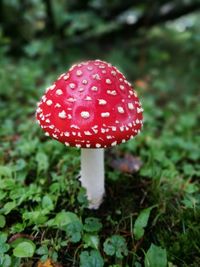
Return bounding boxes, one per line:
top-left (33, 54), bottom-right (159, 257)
top-left (36, 60), bottom-right (143, 209)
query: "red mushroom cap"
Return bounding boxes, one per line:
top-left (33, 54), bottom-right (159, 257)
top-left (36, 60), bottom-right (143, 148)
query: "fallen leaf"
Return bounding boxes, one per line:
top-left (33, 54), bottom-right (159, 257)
top-left (37, 259), bottom-right (62, 267)
top-left (135, 79), bottom-right (148, 90)
top-left (110, 153), bottom-right (142, 173)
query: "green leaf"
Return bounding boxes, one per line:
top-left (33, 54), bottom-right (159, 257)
top-left (36, 245), bottom-right (48, 255)
top-left (36, 151), bottom-right (49, 173)
top-left (0, 233), bottom-right (9, 254)
top-left (0, 166), bottom-right (12, 178)
top-left (0, 215), bottom-right (6, 228)
top-left (66, 221), bottom-right (83, 243)
top-left (3, 201), bottom-right (16, 215)
top-left (0, 190), bottom-right (7, 201)
top-left (103, 235), bottom-right (128, 259)
top-left (133, 206), bottom-right (156, 240)
top-left (144, 244), bottom-right (167, 267)
top-left (47, 211), bottom-right (80, 229)
top-left (42, 195), bottom-right (54, 211)
top-left (23, 210), bottom-right (48, 225)
top-left (0, 254), bottom-right (11, 267)
top-left (80, 250), bottom-right (104, 267)
top-left (83, 234), bottom-right (99, 250)
top-left (83, 217), bottom-right (102, 233)
top-left (13, 240), bottom-right (36, 258)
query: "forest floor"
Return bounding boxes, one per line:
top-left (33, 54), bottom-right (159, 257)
top-left (0, 25), bottom-right (200, 267)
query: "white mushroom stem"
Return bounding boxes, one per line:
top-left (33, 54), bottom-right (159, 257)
top-left (80, 148), bottom-right (105, 209)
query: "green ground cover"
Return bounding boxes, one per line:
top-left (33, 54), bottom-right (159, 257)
top-left (0, 23), bottom-right (200, 266)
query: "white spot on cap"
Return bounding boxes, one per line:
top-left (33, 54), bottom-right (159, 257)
top-left (87, 66), bottom-right (93, 71)
top-left (76, 144), bottom-right (81, 148)
top-left (128, 103), bottom-right (134, 110)
top-left (92, 127), bottom-right (98, 134)
top-left (92, 74), bottom-right (100, 80)
top-left (56, 89), bottom-right (63, 95)
top-left (111, 126), bottom-right (117, 131)
top-left (96, 143), bottom-right (101, 148)
top-left (49, 84), bottom-right (55, 90)
top-left (107, 90), bottom-right (117, 95)
top-left (129, 90), bottom-right (134, 95)
top-left (49, 125), bottom-right (54, 129)
top-left (46, 119), bottom-right (50, 123)
top-left (82, 79), bottom-right (88, 85)
top-left (46, 100), bottom-right (52, 106)
top-left (64, 132), bottom-right (70, 136)
top-left (91, 86), bottom-right (98, 91)
top-left (58, 110), bottom-right (67, 119)
top-left (67, 97), bottom-right (76, 102)
top-left (111, 141), bottom-right (117, 146)
top-left (37, 107), bottom-right (42, 113)
top-left (85, 96), bottom-right (92, 101)
top-left (58, 73), bottom-right (65, 79)
top-left (65, 142), bottom-right (70, 146)
top-left (106, 135), bottom-right (112, 139)
top-left (54, 128), bottom-right (60, 133)
top-left (52, 134), bottom-right (58, 139)
top-left (84, 131), bottom-right (92, 136)
top-left (42, 96), bottom-right (47, 102)
top-left (106, 79), bottom-right (111, 84)
top-left (101, 112), bottom-right (110, 118)
top-left (98, 99), bottom-right (107, 105)
top-left (81, 111), bottom-right (90, 119)
top-left (122, 139), bottom-right (126, 143)
top-left (71, 125), bottom-right (80, 129)
top-left (55, 103), bottom-right (61, 108)
top-left (86, 144), bottom-right (91, 148)
top-left (136, 119), bottom-right (140, 124)
top-left (67, 114), bottom-right (72, 119)
top-left (111, 70), bottom-right (116, 76)
top-left (137, 107), bottom-right (143, 113)
top-left (69, 83), bottom-right (75, 89)
top-left (118, 107), bottom-right (125, 114)
top-left (78, 87), bottom-right (84, 92)
top-left (64, 74), bottom-right (69, 80)
top-left (76, 70), bottom-right (82, 76)
top-left (120, 85), bottom-right (125, 90)
top-left (45, 132), bottom-right (50, 136)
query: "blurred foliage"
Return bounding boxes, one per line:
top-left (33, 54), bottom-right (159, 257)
top-left (0, 0), bottom-right (200, 266)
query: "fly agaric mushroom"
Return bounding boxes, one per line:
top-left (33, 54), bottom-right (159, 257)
top-left (36, 60), bottom-right (143, 209)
